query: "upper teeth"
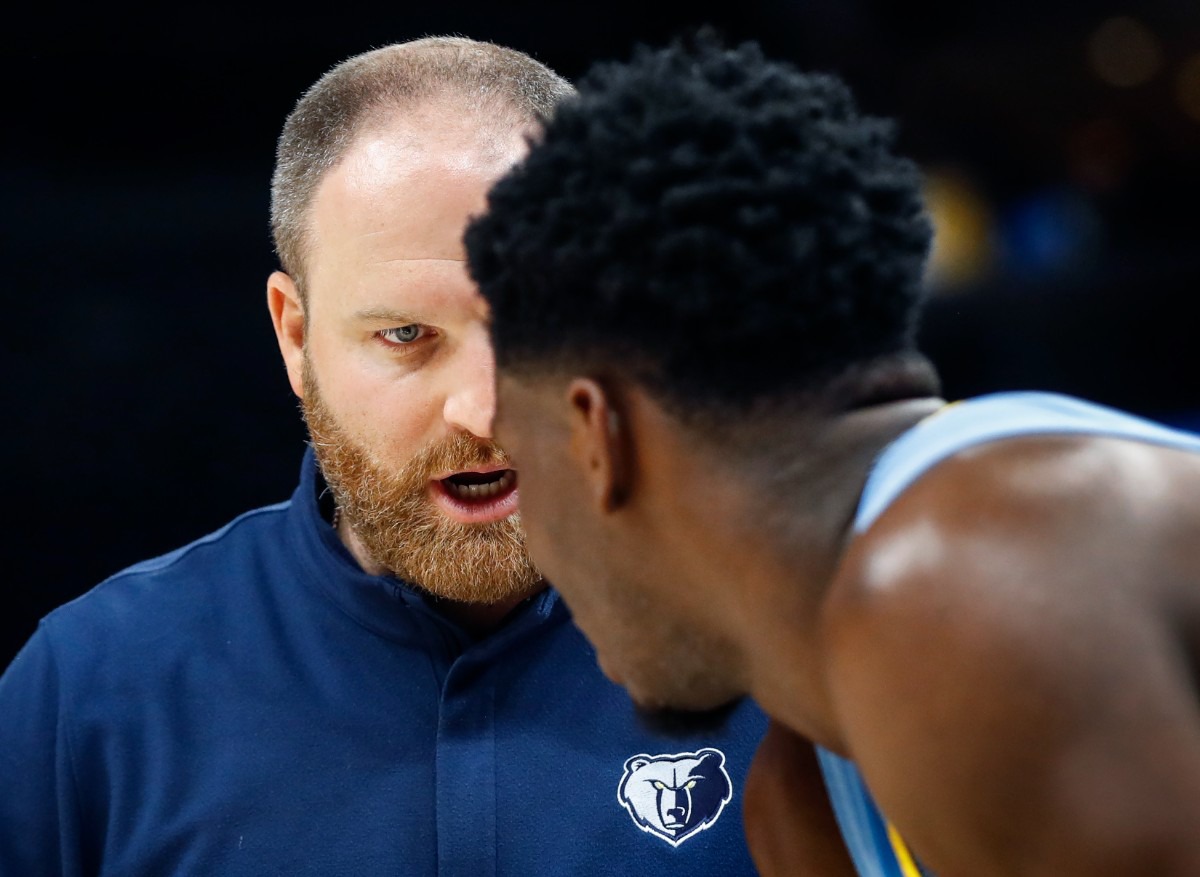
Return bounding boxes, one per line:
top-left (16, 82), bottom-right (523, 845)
top-left (446, 470), bottom-right (515, 500)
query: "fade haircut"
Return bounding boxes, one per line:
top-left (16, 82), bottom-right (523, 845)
top-left (466, 34), bottom-right (935, 419)
top-left (271, 36), bottom-right (574, 298)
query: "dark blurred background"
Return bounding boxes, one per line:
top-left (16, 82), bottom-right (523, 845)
top-left (4, 1), bottom-right (1198, 666)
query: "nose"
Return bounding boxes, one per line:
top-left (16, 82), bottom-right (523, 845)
top-left (442, 326), bottom-right (497, 439)
top-left (660, 789), bottom-right (688, 825)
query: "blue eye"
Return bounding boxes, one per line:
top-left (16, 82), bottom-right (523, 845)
top-left (380, 325), bottom-right (425, 344)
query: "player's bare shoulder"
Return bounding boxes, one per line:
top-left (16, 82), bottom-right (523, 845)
top-left (817, 432), bottom-right (1200, 874)
top-left (819, 431), bottom-right (1200, 706)
top-left (829, 431), bottom-right (1200, 626)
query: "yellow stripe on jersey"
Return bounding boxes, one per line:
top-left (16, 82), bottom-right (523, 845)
top-left (886, 822), bottom-right (924, 877)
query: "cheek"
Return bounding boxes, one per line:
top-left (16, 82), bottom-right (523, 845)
top-left (518, 482), bottom-right (563, 571)
top-left (519, 477), bottom-right (588, 595)
top-left (307, 343), bottom-right (443, 462)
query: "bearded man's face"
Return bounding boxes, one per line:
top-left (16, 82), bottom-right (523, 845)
top-left (277, 105), bottom-right (540, 602)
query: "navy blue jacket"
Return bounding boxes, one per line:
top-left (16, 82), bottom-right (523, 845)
top-left (0, 450), bottom-right (767, 876)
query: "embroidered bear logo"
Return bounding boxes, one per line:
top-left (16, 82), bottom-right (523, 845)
top-left (617, 748), bottom-right (733, 846)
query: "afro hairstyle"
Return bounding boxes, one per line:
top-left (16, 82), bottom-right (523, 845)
top-left (466, 32), bottom-right (934, 416)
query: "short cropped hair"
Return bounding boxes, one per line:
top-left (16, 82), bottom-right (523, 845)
top-left (271, 36), bottom-right (574, 296)
top-left (466, 35), bottom-right (934, 415)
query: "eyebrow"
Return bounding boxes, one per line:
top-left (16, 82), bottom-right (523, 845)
top-left (352, 307), bottom-right (423, 324)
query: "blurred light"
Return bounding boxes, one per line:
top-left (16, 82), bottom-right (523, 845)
top-left (1177, 53), bottom-right (1200, 122)
top-left (923, 169), bottom-right (995, 293)
top-left (1088, 16), bottom-right (1163, 88)
top-left (999, 188), bottom-right (1102, 280)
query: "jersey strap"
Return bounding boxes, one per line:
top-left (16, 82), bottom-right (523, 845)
top-left (815, 749), bottom-right (932, 877)
top-left (856, 391), bottom-right (1200, 534)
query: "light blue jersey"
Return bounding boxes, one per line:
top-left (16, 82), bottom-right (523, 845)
top-left (817, 391), bottom-right (1200, 877)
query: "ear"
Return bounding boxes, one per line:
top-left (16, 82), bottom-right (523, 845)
top-left (266, 270), bottom-right (306, 399)
top-left (566, 377), bottom-right (632, 513)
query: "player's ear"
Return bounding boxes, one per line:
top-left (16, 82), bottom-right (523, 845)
top-left (566, 377), bottom-right (632, 513)
top-left (267, 270), bottom-right (306, 399)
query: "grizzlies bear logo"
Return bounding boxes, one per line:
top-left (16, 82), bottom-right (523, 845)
top-left (617, 748), bottom-right (733, 846)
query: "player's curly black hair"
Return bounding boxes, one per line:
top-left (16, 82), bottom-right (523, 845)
top-left (466, 33), bottom-right (935, 416)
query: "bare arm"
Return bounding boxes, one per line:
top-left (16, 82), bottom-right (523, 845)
top-left (823, 436), bottom-right (1200, 875)
top-left (743, 720), bottom-right (859, 877)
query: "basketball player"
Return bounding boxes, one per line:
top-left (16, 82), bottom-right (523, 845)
top-left (466, 34), bottom-right (1200, 876)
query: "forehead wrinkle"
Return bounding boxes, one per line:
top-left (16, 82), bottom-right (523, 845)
top-left (367, 256), bottom-right (466, 264)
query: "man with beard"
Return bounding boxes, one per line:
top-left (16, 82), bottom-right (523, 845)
top-left (0, 38), bottom-right (773, 876)
top-left (466, 34), bottom-right (1200, 877)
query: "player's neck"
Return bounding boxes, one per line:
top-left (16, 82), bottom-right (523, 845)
top-left (726, 396), bottom-right (945, 747)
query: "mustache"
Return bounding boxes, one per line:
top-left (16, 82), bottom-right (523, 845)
top-left (414, 432), bottom-right (512, 481)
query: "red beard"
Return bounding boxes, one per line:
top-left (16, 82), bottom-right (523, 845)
top-left (301, 355), bottom-right (541, 604)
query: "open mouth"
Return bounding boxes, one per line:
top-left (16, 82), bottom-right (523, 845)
top-left (440, 469), bottom-right (516, 500)
top-left (430, 467), bottom-right (520, 524)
